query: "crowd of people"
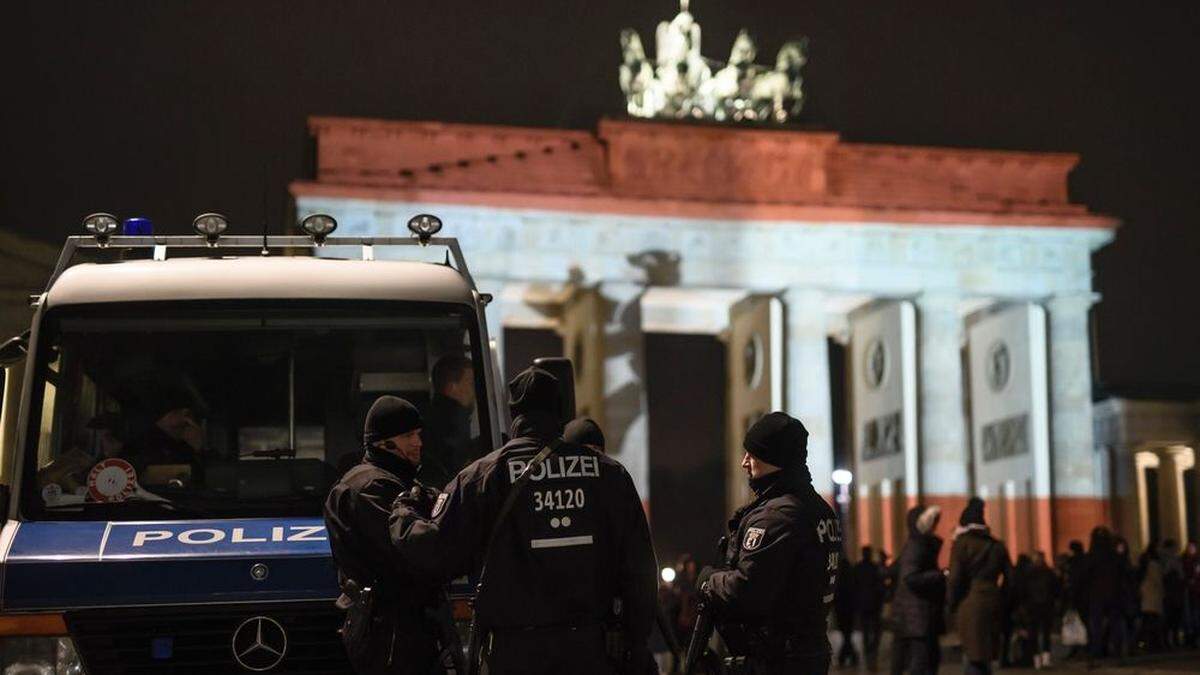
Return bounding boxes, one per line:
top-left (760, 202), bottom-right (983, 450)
top-left (658, 497), bottom-right (1200, 673)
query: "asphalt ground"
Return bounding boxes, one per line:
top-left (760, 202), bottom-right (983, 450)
top-left (826, 634), bottom-right (1200, 675)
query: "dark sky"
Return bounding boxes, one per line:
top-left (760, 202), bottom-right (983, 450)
top-left (3, 1), bottom-right (1199, 394)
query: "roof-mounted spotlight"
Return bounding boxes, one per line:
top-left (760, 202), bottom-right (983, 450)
top-left (82, 212), bottom-right (120, 247)
top-left (407, 213), bottom-right (442, 246)
top-left (300, 213), bottom-right (337, 245)
top-left (192, 212), bottom-right (229, 246)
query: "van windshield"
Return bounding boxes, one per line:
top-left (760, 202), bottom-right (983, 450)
top-left (23, 302), bottom-right (492, 521)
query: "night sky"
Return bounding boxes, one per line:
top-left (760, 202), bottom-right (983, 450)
top-left (3, 1), bottom-right (1198, 395)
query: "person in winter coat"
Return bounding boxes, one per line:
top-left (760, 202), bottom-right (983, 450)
top-left (947, 497), bottom-right (1011, 675)
top-left (854, 545), bottom-right (888, 670)
top-left (1160, 539), bottom-right (1186, 648)
top-left (1183, 542), bottom-right (1200, 646)
top-left (1004, 554), bottom-right (1032, 667)
top-left (1137, 541), bottom-right (1166, 651)
top-left (389, 367), bottom-right (658, 675)
top-left (1061, 540), bottom-right (1089, 658)
top-left (1184, 542), bottom-right (1200, 647)
top-left (1021, 551), bottom-right (1061, 669)
top-left (1082, 527), bottom-right (1130, 666)
top-left (323, 396), bottom-right (443, 674)
top-left (834, 552), bottom-right (859, 667)
top-left (890, 505), bottom-right (945, 675)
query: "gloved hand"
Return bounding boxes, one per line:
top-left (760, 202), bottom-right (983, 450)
top-left (392, 485), bottom-right (436, 516)
top-left (696, 565), bottom-right (717, 598)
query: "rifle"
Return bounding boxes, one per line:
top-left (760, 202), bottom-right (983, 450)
top-left (682, 592), bottom-right (715, 675)
top-left (465, 440), bottom-right (562, 675)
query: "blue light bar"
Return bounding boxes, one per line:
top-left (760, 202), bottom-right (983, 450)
top-left (122, 217), bottom-right (153, 236)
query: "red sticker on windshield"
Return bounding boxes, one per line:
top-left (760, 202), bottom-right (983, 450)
top-left (87, 458), bottom-right (138, 503)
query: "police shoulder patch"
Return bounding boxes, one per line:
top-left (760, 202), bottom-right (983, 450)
top-left (432, 493), bottom-right (449, 518)
top-left (743, 526), bottom-right (767, 551)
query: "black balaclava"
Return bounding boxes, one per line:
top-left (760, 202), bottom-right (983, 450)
top-left (959, 496), bottom-right (986, 527)
top-left (363, 395), bottom-right (422, 445)
top-left (564, 417), bottom-right (605, 451)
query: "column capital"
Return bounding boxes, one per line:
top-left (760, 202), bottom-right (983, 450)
top-left (914, 290), bottom-right (963, 309)
top-left (1045, 291), bottom-right (1100, 314)
top-left (781, 286), bottom-right (824, 307)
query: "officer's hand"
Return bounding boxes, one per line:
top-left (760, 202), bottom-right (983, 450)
top-left (696, 565), bottom-right (717, 599)
top-left (393, 486), bottom-right (436, 517)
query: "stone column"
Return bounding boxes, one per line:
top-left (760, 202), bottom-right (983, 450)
top-left (600, 282), bottom-right (650, 500)
top-left (1046, 292), bottom-right (1103, 548)
top-left (916, 292), bottom-right (971, 545)
top-left (783, 287), bottom-right (833, 498)
top-left (1159, 446), bottom-right (1194, 545)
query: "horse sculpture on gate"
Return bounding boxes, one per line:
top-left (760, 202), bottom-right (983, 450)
top-left (619, 1), bottom-right (808, 123)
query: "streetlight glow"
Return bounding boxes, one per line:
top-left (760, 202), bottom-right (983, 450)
top-left (831, 469), bottom-right (853, 486)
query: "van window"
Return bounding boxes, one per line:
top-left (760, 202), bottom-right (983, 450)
top-left (23, 301), bottom-right (491, 520)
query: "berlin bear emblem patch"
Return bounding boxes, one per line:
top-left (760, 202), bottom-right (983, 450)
top-left (743, 527), bottom-right (766, 551)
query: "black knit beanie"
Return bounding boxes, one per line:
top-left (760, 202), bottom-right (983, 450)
top-left (564, 417), bottom-right (605, 450)
top-left (508, 366), bottom-right (560, 417)
top-left (743, 412), bottom-right (809, 468)
top-left (363, 395), bottom-right (422, 443)
top-left (959, 496), bottom-right (986, 526)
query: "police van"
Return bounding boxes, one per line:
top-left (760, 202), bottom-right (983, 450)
top-left (0, 213), bottom-right (514, 673)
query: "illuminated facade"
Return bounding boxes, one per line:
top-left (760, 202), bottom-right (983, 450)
top-left (290, 115), bottom-right (1149, 556)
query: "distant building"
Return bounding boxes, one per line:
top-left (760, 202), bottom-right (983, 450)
top-left (290, 116), bottom-right (1194, 561)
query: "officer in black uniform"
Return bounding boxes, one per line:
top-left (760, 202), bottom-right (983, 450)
top-left (389, 367), bottom-right (658, 675)
top-left (698, 412), bottom-right (841, 674)
top-left (324, 396), bottom-right (442, 674)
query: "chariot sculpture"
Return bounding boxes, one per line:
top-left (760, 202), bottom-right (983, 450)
top-left (620, 1), bottom-right (808, 123)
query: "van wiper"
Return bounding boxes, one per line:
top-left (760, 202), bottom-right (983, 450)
top-left (42, 498), bottom-right (216, 519)
top-left (240, 447), bottom-right (297, 459)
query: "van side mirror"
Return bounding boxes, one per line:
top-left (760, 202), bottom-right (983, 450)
top-left (0, 332), bottom-right (29, 368)
top-left (532, 356), bottom-right (577, 426)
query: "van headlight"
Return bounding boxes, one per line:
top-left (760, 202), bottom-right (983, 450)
top-left (0, 636), bottom-right (84, 674)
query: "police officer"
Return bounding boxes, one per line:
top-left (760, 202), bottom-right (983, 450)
top-left (698, 412), bottom-right (841, 674)
top-left (390, 367), bottom-right (658, 675)
top-left (563, 417), bottom-right (605, 454)
top-left (324, 396), bottom-right (442, 674)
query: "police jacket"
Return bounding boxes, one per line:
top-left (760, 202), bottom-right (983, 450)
top-left (324, 449), bottom-right (438, 614)
top-left (708, 468), bottom-right (840, 642)
top-left (389, 412), bottom-right (657, 639)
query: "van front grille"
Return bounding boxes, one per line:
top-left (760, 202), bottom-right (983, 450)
top-left (65, 602), bottom-right (348, 674)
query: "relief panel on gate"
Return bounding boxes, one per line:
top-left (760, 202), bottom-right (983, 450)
top-left (850, 301), bottom-right (917, 491)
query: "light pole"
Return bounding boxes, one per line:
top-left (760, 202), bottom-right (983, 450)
top-left (831, 468), bottom-right (854, 547)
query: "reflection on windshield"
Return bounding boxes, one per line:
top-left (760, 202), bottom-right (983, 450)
top-left (27, 304), bottom-right (489, 520)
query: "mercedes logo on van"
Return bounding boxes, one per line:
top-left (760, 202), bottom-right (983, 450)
top-left (232, 616), bottom-right (287, 671)
top-left (250, 562), bottom-right (269, 581)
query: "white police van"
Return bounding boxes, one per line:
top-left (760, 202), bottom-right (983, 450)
top-left (0, 213), bottom-right (510, 673)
